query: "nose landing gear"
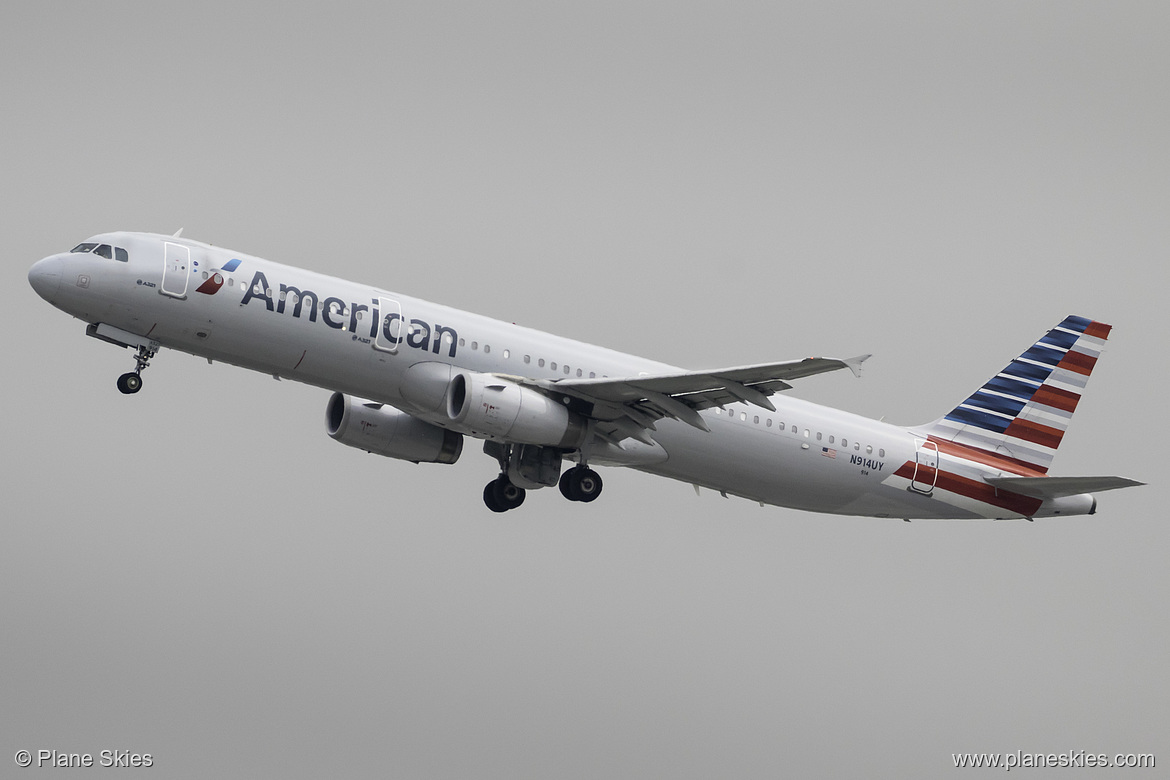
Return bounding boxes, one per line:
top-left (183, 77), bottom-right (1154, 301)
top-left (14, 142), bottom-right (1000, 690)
top-left (116, 372), bottom-right (142, 394)
top-left (116, 342), bottom-right (158, 395)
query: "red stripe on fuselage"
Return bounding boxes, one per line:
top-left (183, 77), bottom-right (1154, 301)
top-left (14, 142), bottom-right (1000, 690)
top-left (926, 436), bottom-right (1048, 476)
top-left (894, 463), bottom-right (1045, 516)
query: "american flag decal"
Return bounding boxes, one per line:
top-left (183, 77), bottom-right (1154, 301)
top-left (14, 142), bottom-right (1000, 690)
top-left (822, 447), bottom-right (837, 459)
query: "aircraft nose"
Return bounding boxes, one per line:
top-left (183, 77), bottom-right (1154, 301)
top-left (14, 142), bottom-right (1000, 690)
top-left (28, 254), bottom-right (63, 302)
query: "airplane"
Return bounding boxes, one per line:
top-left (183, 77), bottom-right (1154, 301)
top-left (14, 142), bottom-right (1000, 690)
top-left (28, 231), bottom-right (1143, 518)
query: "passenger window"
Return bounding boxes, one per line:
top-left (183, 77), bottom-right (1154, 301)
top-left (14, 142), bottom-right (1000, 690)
top-left (576, 368), bottom-right (582, 377)
top-left (816, 432), bottom-right (822, 441)
top-left (94, 244), bottom-right (113, 259)
top-left (459, 338), bottom-right (466, 347)
top-left (503, 349), bottom-right (510, 359)
top-left (471, 341), bottom-right (478, 350)
top-left (879, 448), bottom-right (885, 457)
top-left (589, 372), bottom-right (596, 378)
top-left (766, 419), bottom-right (772, 428)
top-left (524, 355), bottom-right (531, 364)
top-left (829, 435), bottom-right (835, 444)
top-left (550, 362), bottom-right (557, 371)
top-left (854, 442), bottom-right (860, 451)
top-left (803, 429), bottom-right (810, 438)
top-left (70, 243), bottom-right (97, 253)
top-left (866, 445), bottom-right (873, 454)
top-left (740, 412), bottom-right (747, 421)
top-left (114, 247), bottom-right (128, 262)
top-left (564, 365), bottom-right (570, 374)
top-left (790, 425), bottom-right (797, 433)
top-left (841, 438), bottom-right (847, 447)
top-left (538, 359), bottom-right (545, 368)
top-left (484, 345), bottom-right (491, 354)
top-left (753, 415), bottom-right (759, 424)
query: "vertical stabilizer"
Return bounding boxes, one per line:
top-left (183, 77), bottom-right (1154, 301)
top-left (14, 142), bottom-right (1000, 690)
top-left (917, 315), bottom-right (1111, 474)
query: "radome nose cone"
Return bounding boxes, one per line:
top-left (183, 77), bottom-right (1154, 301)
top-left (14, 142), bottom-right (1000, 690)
top-left (29, 255), bottom-right (62, 302)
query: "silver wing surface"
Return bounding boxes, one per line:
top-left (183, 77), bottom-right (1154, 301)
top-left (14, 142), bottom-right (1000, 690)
top-left (506, 355), bottom-right (870, 445)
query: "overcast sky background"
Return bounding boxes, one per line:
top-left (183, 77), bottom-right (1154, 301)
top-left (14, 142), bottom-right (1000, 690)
top-left (3, 2), bottom-right (1167, 777)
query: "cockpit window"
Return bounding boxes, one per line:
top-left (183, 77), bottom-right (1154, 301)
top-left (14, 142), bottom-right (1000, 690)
top-left (70, 242), bottom-right (129, 261)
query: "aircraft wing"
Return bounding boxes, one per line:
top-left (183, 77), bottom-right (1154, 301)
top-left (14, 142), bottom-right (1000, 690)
top-left (512, 354), bottom-right (870, 445)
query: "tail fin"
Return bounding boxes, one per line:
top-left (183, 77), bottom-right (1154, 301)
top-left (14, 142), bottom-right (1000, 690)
top-left (917, 315), bottom-right (1111, 474)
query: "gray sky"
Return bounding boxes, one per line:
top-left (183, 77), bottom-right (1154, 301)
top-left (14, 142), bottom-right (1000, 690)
top-left (3, 2), bottom-right (1166, 777)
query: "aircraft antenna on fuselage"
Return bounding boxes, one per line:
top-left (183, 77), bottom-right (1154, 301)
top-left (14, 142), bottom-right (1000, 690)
top-left (172, 228), bottom-right (184, 238)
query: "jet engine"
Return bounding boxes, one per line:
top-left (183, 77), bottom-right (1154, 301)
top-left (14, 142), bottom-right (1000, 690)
top-left (326, 393), bottom-right (462, 464)
top-left (445, 371), bottom-right (587, 448)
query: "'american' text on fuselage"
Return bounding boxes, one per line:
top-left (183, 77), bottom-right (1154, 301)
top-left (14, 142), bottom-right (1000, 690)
top-left (240, 270), bottom-right (458, 357)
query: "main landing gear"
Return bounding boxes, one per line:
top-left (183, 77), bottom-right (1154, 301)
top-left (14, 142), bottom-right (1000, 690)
top-left (480, 443), bottom-right (605, 512)
top-left (481, 466), bottom-right (605, 512)
top-left (559, 465), bottom-right (603, 503)
top-left (483, 475), bottom-right (526, 513)
top-left (116, 343), bottom-right (158, 395)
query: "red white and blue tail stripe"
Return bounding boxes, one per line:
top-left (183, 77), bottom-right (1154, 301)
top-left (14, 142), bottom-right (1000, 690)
top-left (918, 315), bottom-right (1110, 474)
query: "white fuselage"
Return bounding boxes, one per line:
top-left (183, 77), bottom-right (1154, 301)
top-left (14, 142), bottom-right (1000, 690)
top-left (29, 232), bottom-right (1097, 519)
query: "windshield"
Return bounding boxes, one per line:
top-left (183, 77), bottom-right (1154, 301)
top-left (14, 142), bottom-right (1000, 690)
top-left (69, 242), bottom-right (129, 261)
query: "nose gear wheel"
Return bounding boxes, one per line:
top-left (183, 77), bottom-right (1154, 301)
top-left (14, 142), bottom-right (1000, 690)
top-left (115, 342), bottom-right (158, 394)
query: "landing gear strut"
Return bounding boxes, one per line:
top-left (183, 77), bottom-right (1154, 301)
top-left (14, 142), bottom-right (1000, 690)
top-left (559, 466), bottom-right (603, 503)
top-left (116, 343), bottom-right (158, 395)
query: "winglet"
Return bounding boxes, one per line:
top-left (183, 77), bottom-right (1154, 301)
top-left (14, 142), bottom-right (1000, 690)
top-left (843, 354), bottom-right (871, 378)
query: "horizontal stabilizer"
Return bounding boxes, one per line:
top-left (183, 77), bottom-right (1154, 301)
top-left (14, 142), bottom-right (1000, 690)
top-left (985, 475), bottom-right (1145, 500)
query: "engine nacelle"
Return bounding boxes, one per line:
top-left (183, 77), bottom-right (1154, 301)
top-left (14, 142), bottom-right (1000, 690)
top-left (326, 393), bottom-right (462, 464)
top-left (445, 371), bottom-right (587, 448)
